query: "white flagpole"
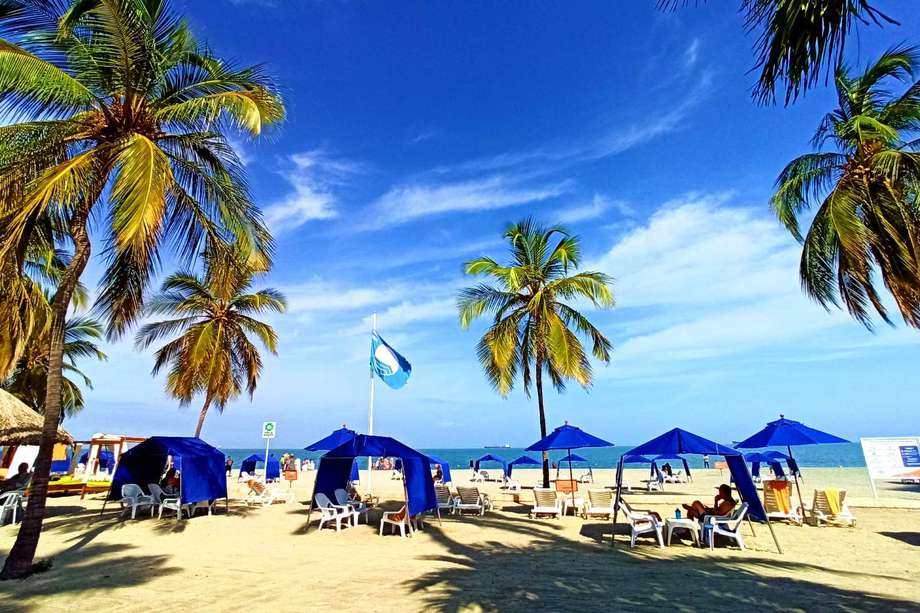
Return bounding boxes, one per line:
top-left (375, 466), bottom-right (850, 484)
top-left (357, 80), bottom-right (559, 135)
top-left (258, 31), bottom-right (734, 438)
top-left (367, 312), bottom-right (377, 493)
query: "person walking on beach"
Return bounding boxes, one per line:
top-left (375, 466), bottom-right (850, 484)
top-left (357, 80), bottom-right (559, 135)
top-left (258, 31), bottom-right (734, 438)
top-left (225, 457), bottom-right (233, 476)
top-left (703, 455), bottom-right (710, 469)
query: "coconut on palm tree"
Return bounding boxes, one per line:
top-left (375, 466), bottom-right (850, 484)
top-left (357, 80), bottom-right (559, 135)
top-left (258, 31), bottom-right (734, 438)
top-left (457, 219), bottom-right (615, 487)
top-left (136, 247), bottom-right (286, 437)
top-left (771, 47), bottom-right (920, 328)
top-left (0, 0), bottom-right (282, 578)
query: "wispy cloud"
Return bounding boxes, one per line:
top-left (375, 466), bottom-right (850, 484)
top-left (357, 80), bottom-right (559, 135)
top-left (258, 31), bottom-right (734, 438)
top-left (263, 151), bottom-right (360, 233)
top-left (362, 175), bottom-right (572, 230)
top-left (684, 38), bottom-right (700, 69)
top-left (555, 194), bottom-right (634, 225)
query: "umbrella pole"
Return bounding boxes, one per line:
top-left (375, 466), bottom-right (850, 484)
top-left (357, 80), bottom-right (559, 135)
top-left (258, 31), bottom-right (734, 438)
top-left (611, 457), bottom-right (624, 548)
top-left (788, 445), bottom-right (805, 522)
top-left (764, 516), bottom-right (783, 554)
top-left (567, 450), bottom-right (576, 516)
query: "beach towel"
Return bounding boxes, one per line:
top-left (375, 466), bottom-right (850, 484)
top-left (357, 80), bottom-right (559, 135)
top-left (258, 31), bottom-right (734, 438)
top-left (824, 489), bottom-right (841, 515)
top-left (770, 481), bottom-right (791, 514)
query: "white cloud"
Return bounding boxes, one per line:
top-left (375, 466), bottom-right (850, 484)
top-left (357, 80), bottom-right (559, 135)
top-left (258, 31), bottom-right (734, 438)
top-left (684, 38), bottom-right (700, 68)
top-left (556, 194), bottom-right (634, 225)
top-left (363, 175), bottom-right (571, 229)
top-left (281, 281), bottom-right (404, 314)
top-left (357, 298), bottom-right (456, 332)
top-left (263, 151), bottom-right (359, 232)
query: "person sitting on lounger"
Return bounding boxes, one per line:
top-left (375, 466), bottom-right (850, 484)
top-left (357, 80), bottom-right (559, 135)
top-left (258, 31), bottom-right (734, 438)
top-left (433, 465), bottom-right (443, 483)
top-left (0, 463), bottom-right (31, 492)
top-left (682, 484), bottom-right (736, 521)
top-left (662, 462), bottom-right (673, 477)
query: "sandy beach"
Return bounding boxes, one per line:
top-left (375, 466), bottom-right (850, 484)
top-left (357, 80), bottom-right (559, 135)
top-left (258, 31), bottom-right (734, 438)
top-left (2, 468), bottom-right (918, 612)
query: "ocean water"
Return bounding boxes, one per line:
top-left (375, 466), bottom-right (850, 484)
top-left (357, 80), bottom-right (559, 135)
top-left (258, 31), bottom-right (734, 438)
top-left (220, 442), bottom-right (866, 470)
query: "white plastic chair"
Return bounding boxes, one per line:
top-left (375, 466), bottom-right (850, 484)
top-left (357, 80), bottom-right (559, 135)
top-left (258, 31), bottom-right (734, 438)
top-left (0, 491), bottom-right (24, 525)
top-left (618, 499), bottom-right (664, 548)
top-left (120, 484), bottom-right (154, 519)
top-left (703, 502), bottom-right (749, 550)
top-left (314, 493), bottom-right (352, 532)
top-left (148, 483), bottom-right (186, 520)
top-left (530, 488), bottom-right (563, 519)
top-left (334, 488), bottom-right (368, 525)
top-left (379, 506), bottom-right (413, 537)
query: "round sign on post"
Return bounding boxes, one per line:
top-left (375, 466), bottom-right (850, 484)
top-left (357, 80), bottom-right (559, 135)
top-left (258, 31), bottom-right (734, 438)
top-left (262, 421), bottom-right (276, 439)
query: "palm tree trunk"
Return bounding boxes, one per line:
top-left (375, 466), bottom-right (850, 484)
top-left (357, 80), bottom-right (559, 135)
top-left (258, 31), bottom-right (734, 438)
top-left (536, 354), bottom-right (550, 488)
top-left (1, 206), bottom-right (93, 579)
top-left (194, 394), bottom-right (213, 438)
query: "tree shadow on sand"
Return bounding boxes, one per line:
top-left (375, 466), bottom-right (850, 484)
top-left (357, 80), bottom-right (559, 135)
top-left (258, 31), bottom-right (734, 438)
top-left (403, 512), bottom-right (918, 612)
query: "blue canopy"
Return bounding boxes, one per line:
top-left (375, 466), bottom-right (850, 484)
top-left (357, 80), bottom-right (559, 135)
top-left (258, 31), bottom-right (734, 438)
top-left (735, 416), bottom-right (848, 448)
top-left (509, 455), bottom-right (541, 466)
top-left (305, 426), bottom-right (357, 452)
top-left (314, 435), bottom-right (436, 516)
top-left (110, 437), bottom-right (227, 505)
top-left (474, 454), bottom-right (510, 478)
top-left (621, 454), bottom-right (654, 464)
top-left (238, 453), bottom-right (260, 478)
top-left (265, 453), bottom-right (280, 481)
top-left (744, 452), bottom-right (787, 479)
top-left (79, 449), bottom-right (115, 471)
top-left (626, 427), bottom-right (737, 457)
top-left (557, 453), bottom-right (589, 463)
top-left (526, 423), bottom-right (613, 452)
top-left (426, 455), bottom-right (452, 483)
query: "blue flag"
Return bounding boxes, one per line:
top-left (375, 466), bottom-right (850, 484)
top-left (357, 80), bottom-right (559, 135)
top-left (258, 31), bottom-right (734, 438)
top-left (370, 333), bottom-right (412, 389)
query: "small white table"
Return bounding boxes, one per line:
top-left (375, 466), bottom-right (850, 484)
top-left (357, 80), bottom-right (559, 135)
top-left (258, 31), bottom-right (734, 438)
top-left (665, 518), bottom-right (700, 546)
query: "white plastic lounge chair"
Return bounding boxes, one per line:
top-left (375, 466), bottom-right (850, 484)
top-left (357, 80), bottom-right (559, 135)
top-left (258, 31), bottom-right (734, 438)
top-left (434, 485), bottom-right (454, 517)
top-left (761, 480), bottom-right (802, 524)
top-left (315, 493), bottom-right (352, 532)
top-left (120, 484), bottom-right (155, 519)
top-left (808, 489), bottom-right (855, 527)
top-left (582, 489), bottom-right (615, 519)
top-left (530, 488), bottom-right (563, 519)
top-left (334, 488), bottom-right (369, 525)
top-left (617, 498), bottom-right (664, 548)
top-left (0, 491), bottom-right (24, 525)
top-left (642, 475), bottom-right (663, 491)
top-left (245, 480), bottom-right (292, 506)
top-left (470, 471), bottom-right (484, 483)
top-left (501, 476), bottom-right (521, 491)
top-left (480, 470), bottom-right (491, 482)
top-left (380, 505), bottom-right (413, 537)
top-left (454, 487), bottom-right (487, 515)
top-left (703, 502), bottom-right (749, 550)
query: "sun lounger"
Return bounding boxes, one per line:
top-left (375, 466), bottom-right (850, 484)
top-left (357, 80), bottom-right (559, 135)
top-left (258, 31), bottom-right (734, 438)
top-left (530, 488), bottom-right (563, 519)
top-left (617, 498), bottom-right (663, 548)
top-left (454, 486), bottom-right (488, 515)
top-left (380, 505), bottom-right (414, 537)
top-left (434, 485), bottom-right (454, 517)
top-left (582, 489), bottom-right (615, 519)
top-left (0, 490), bottom-right (24, 525)
top-left (470, 471), bottom-right (485, 483)
top-left (702, 502), bottom-right (749, 550)
top-left (762, 480), bottom-right (802, 524)
top-left (120, 484), bottom-right (155, 519)
top-left (246, 479), bottom-right (293, 506)
top-left (808, 489), bottom-right (855, 527)
top-left (315, 492), bottom-right (353, 532)
top-left (500, 476), bottom-right (521, 491)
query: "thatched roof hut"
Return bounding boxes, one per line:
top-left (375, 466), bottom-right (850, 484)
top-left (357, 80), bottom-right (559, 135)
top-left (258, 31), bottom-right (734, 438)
top-left (0, 388), bottom-right (73, 446)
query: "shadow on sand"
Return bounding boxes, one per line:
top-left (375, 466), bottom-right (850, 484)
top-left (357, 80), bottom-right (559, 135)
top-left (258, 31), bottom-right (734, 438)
top-left (401, 511), bottom-right (918, 612)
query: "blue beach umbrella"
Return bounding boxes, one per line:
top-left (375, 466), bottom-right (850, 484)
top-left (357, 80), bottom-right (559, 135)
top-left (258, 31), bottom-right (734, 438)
top-left (305, 426), bottom-right (360, 482)
top-left (736, 415), bottom-right (848, 519)
top-left (526, 423), bottom-right (614, 506)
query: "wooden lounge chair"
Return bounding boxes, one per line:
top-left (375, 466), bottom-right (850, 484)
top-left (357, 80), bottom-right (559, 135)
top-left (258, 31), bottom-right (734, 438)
top-left (808, 489), bottom-right (855, 527)
top-left (617, 498), bottom-right (663, 548)
top-left (702, 502), bottom-right (749, 550)
top-left (434, 485), bottom-right (454, 517)
top-left (762, 480), bottom-right (802, 524)
top-left (530, 488), bottom-right (563, 519)
top-left (380, 505), bottom-right (414, 537)
top-left (582, 489), bottom-right (615, 519)
top-left (454, 487), bottom-right (487, 515)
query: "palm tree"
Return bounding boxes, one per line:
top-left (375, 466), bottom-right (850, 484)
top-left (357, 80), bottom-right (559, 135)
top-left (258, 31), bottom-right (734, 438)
top-left (136, 247), bottom-right (286, 437)
top-left (771, 48), bottom-right (920, 328)
top-left (0, 0), bottom-right (282, 578)
top-left (457, 219), bottom-right (615, 487)
top-left (4, 316), bottom-right (107, 419)
top-left (660, 0), bottom-right (899, 104)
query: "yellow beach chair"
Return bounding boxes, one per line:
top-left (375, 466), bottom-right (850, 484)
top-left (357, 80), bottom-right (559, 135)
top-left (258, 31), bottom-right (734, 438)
top-left (762, 480), bottom-right (802, 524)
top-left (809, 489), bottom-right (855, 527)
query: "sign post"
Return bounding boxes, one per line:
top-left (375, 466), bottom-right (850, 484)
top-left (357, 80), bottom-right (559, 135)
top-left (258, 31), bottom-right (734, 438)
top-left (262, 421), bottom-right (276, 482)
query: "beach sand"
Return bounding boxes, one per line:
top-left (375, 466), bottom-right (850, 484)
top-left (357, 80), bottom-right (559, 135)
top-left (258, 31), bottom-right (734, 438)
top-left (2, 468), bottom-right (919, 611)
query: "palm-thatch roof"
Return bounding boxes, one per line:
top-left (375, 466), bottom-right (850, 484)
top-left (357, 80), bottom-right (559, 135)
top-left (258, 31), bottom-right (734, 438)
top-left (0, 388), bottom-right (73, 446)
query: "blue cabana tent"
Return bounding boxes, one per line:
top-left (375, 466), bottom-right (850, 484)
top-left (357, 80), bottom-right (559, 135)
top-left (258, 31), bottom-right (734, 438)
top-left (265, 453), bottom-right (281, 482)
top-left (614, 427), bottom-right (780, 552)
top-left (743, 452), bottom-right (785, 480)
top-left (426, 455), bottom-right (452, 484)
top-left (508, 455), bottom-right (540, 477)
top-left (79, 449), bottom-right (115, 472)
top-left (305, 427), bottom-right (360, 483)
top-left (239, 453), bottom-right (261, 478)
top-left (473, 454), bottom-right (510, 478)
top-left (109, 436), bottom-right (227, 508)
top-left (312, 435), bottom-right (436, 520)
top-left (652, 453), bottom-right (693, 481)
top-left (620, 454), bottom-right (663, 484)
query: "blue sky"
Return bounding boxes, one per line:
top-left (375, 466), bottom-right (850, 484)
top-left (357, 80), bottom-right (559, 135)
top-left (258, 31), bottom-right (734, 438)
top-left (70, 1), bottom-right (920, 447)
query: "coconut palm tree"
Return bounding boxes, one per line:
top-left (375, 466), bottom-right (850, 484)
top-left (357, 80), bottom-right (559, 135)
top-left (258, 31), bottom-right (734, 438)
top-left (0, 0), bottom-right (282, 578)
top-left (660, 0), bottom-right (899, 104)
top-left (3, 316), bottom-right (107, 419)
top-left (771, 47), bottom-right (920, 328)
top-left (136, 247), bottom-right (286, 437)
top-left (457, 219), bottom-right (615, 486)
